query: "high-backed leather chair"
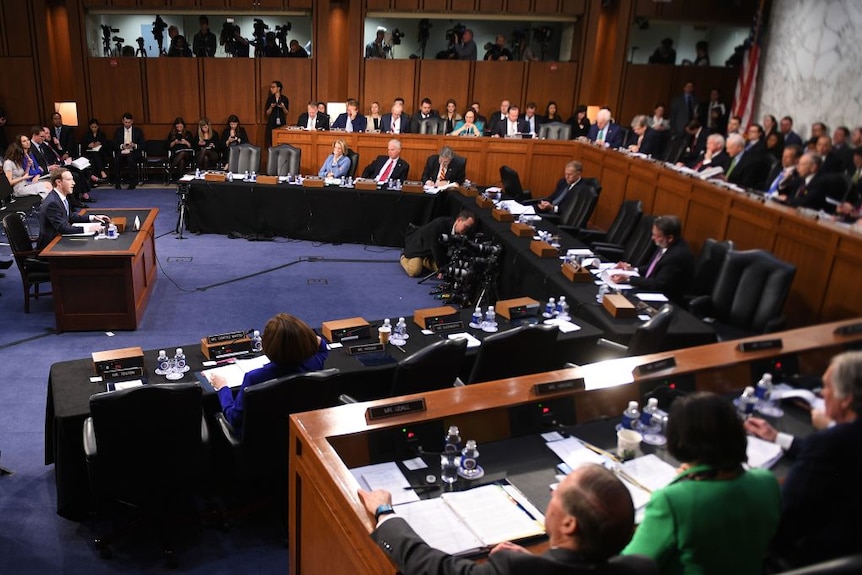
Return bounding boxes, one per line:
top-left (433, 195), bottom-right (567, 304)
top-left (557, 186), bottom-right (599, 232)
top-left (227, 143), bottom-right (261, 175)
top-left (2, 212), bottom-right (51, 313)
top-left (418, 118), bottom-right (447, 135)
top-left (689, 249), bottom-right (797, 339)
top-left (598, 304), bottom-right (676, 356)
top-left (390, 338), bottom-right (468, 397)
top-left (83, 383), bottom-right (206, 566)
top-left (686, 238), bottom-right (734, 301)
top-left (346, 148), bottom-right (359, 178)
top-left (266, 144), bottom-right (301, 176)
top-left (500, 165), bottom-right (531, 201)
top-left (538, 121), bottom-right (572, 140)
top-left (592, 214), bottom-right (657, 268)
top-left (577, 199), bottom-right (642, 245)
top-left (468, 324), bottom-right (561, 384)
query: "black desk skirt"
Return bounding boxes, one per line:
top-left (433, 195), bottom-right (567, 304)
top-left (185, 180), bottom-right (445, 246)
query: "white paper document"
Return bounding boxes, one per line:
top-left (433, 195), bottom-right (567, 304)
top-left (350, 462), bottom-right (420, 506)
top-left (542, 318), bottom-right (581, 333)
top-left (448, 332), bottom-right (482, 348)
top-left (636, 293), bottom-right (669, 302)
top-left (495, 200), bottom-right (534, 215)
top-left (746, 435), bottom-right (783, 469)
top-left (199, 354), bottom-right (271, 388)
top-left (545, 436), bottom-right (612, 470)
top-left (770, 384), bottom-right (825, 411)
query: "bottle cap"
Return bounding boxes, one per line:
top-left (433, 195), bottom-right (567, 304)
top-left (628, 401), bottom-right (638, 409)
top-left (176, 348), bottom-right (183, 354)
top-left (159, 349), bottom-right (166, 355)
top-left (253, 330), bottom-right (260, 337)
top-left (744, 385), bottom-right (755, 394)
top-left (448, 425), bottom-right (459, 434)
top-left (647, 397), bottom-right (658, 407)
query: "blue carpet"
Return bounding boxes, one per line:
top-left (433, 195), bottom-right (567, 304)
top-left (0, 186), bottom-right (439, 573)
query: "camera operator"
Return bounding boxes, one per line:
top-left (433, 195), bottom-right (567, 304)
top-left (229, 25), bottom-right (250, 58)
top-left (286, 39), bottom-right (308, 58)
top-left (453, 28), bottom-right (477, 60)
top-left (484, 34), bottom-right (513, 61)
top-left (365, 27), bottom-right (388, 59)
top-left (400, 209), bottom-right (476, 277)
top-left (192, 15), bottom-right (216, 57)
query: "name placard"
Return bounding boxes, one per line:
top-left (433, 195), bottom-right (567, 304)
top-left (736, 339), bottom-right (783, 352)
top-left (632, 357), bottom-right (677, 377)
top-left (835, 323), bottom-right (862, 336)
top-left (348, 342), bottom-right (385, 355)
top-left (366, 399), bottom-right (427, 421)
top-left (431, 320), bottom-right (464, 334)
top-left (207, 331), bottom-right (247, 344)
top-left (533, 378), bottom-right (585, 395)
top-left (101, 366), bottom-right (145, 380)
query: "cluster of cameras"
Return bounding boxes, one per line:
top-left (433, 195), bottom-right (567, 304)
top-left (431, 234), bottom-right (503, 306)
top-left (221, 17), bottom-right (293, 57)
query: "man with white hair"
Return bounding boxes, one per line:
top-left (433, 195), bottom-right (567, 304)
top-left (693, 133), bottom-right (729, 172)
top-left (745, 351), bottom-right (862, 568)
top-left (724, 132), bottom-right (769, 189)
top-left (586, 108), bottom-right (624, 149)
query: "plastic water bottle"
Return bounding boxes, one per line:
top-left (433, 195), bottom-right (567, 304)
top-left (390, 317), bottom-right (408, 346)
top-left (556, 296), bottom-right (568, 319)
top-left (543, 297), bottom-right (556, 318)
top-left (250, 170), bottom-right (256, 181)
top-left (755, 373), bottom-right (784, 417)
top-left (458, 440), bottom-right (485, 480)
top-left (155, 349), bottom-right (169, 376)
top-left (641, 398), bottom-right (668, 446)
top-left (195, 167), bottom-right (201, 178)
top-left (250, 330), bottom-right (263, 353)
top-left (596, 284), bottom-right (609, 304)
top-left (165, 347), bottom-right (186, 381)
top-left (441, 452), bottom-right (459, 485)
top-left (735, 386), bottom-right (757, 418)
top-left (227, 171), bottom-right (233, 182)
top-left (444, 425), bottom-right (461, 454)
top-left (621, 401), bottom-right (641, 430)
top-left (243, 170), bottom-right (249, 181)
top-left (106, 223), bottom-right (118, 239)
top-left (482, 305), bottom-right (498, 333)
top-left (469, 306), bottom-right (482, 329)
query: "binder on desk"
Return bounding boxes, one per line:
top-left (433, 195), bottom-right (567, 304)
top-left (394, 480), bottom-right (546, 556)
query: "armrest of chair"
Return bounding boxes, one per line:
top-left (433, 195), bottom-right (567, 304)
top-left (764, 315), bottom-right (787, 334)
top-left (338, 394), bottom-right (358, 404)
top-left (200, 409), bottom-right (210, 445)
top-left (539, 213), bottom-right (561, 225)
top-left (688, 295), bottom-right (713, 319)
top-left (82, 416), bottom-right (97, 460)
top-left (596, 338), bottom-right (628, 353)
top-left (521, 198), bottom-right (541, 206)
top-left (214, 412), bottom-right (241, 449)
top-left (24, 257), bottom-right (50, 273)
top-left (557, 224), bottom-right (579, 236)
top-left (591, 242), bottom-right (625, 261)
top-left (577, 229), bottom-right (608, 243)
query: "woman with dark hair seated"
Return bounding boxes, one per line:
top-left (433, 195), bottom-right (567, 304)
top-left (623, 392), bottom-right (780, 574)
top-left (220, 114), bottom-right (249, 167)
top-left (208, 313), bottom-right (329, 432)
top-left (166, 117), bottom-right (194, 180)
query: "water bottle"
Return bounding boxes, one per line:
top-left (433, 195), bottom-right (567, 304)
top-left (640, 397), bottom-right (668, 446)
top-left (154, 349), bottom-right (169, 375)
top-left (441, 452), bottom-right (459, 485)
top-left (250, 170), bottom-right (256, 182)
top-left (754, 373), bottom-right (772, 400)
top-left (250, 329), bottom-right (263, 353)
top-left (596, 284), bottom-right (609, 304)
top-left (390, 317), bottom-right (408, 346)
top-left (165, 347), bottom-right (186, 381)
top-left (621, 401), bottom-right (641, 430)
top-left (469, 306), bottom-right (482, 329)
top-left (444, 425), bottom-right (461, 454)
top-left (106, 223), bottom-right (118, 239)
top-left (755, 373), bottom-right (784, 417)
top-left (458, 440), bottom-right (485, 480)
top-left (243, 170), bottom-right (249, 181)
top-left (227, 171), bottom-right (233, 182)
top-left (556, 296), bottom-right (569, 320)
top-left (735, 386), bottom-right (757, 418)
top-left (482, 305), bottom-right (498, 333)
top-left (195, 167), bottom-right (201, 178)
top-left (543, 297), bottom-right (556, 318)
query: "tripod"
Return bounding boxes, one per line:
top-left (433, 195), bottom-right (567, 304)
top-left (175, 183), bottom-right (189, 239)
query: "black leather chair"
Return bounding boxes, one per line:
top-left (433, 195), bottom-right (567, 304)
top-left (592, 214), bottom-right (657, 268)
top-left (538, 122), bottom-right (572, 140)
top-left (139, 139), bottom-right (170, 184)
top-left (390, 338), bottom-right (468, 396)
top-left (468, 323), bottom-right (561, 384)
top-left (418, 118), bottom-right (447, 135)
top-left (346, 148), bottom-right (359, 178)
top-left (686, 238), bottom-right (733, 301)
top-left (500, 165), bottom-right (531, 201)
top-left (83, 383), bottom-right (206, 566)
top-left (267, 144), bottom-right (301, 176)
top-left (2, 212), bottom-right (51, 312)
top-left (557, 186), bottom-right (599, 233)
top-left (227, 143), bottom-right (261, 175)
top-left (689, 249), bottom-right (797, 340)
top-left (597, 304), bottom-right (676, 356)
top-left (576, 199), bottom-right (642, 245)
top-left (772, 554), bottom-right (862, 575)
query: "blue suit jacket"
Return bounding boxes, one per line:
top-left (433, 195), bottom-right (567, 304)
top-left (37, 190), bottom-right (90, 251)
top-left (331, 112), bottom-right (368, 132)
top-left (587, 123), bottom-right (624, 149)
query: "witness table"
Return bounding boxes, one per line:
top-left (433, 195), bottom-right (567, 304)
top-left (39, 208), bottom-right (158, 332)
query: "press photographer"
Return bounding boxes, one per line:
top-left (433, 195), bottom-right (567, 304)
top-left (437, 24), bottom-right (476, 60)
top-left (400, 210), bottom-right (476, 278)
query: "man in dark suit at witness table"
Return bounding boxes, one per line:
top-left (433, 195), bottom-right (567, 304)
top-left (360, 138), bottom-right (410, 184)
top-left (421, 145), bottom-right (466, 187)
top-left (357, 463), bottom-right (659, 575)
top-left (399, 209), bottom-right (475, 277)
top-left (37, 167), bottom-right (110, 251)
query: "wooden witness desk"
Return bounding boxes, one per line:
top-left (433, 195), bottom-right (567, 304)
top-left (273, 130), bottom-right (862, 328)
top-left (39, 208), bottom-right (158, 332)
top-left (288, 318), bottom-right (862, 574)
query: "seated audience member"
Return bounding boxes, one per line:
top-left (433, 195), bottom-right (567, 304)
top-left (725, 133), bottom-right (770, 189)
top-left (627, 115), bottom-right (663, 157)
top-left (318, 139), bottom-right (351, 179)
top-left (82, 118), bottom-right (110, 181)
top-left (470, 101), bottom-right (488, 127)
top-left (623, 392), bottom-right (781, 574)
top-left (442, 99), bottom-right (462, 134)
top-left (49, 112), bottom-right (76, 162)
top-left (536, 161), bottom-right (585, 214)
top-left (521, 102), bottom-right (540, 136)
top-left (806, 122), bottom-right (828, 151)
top-left (611, 214), bottom-right (695, 304)
top-left (483, 34), bottom-right (513, 61)
top-left (492, 105), bottom-right (529, 138)
top-left (400, 209), bottom-right (475, 277)
top-left (37, 168), bottom-right (110, 251)
top-left (220, 114), bottom-right (249, 165)
top-left (331, 99), bottom-right (368, 133)
top-left (544, 101), bottom-right (563, 124)
top-left (835, 146), bottom-right (862, 220)
top-left (745, 351), bottom-right (862, 569)
top-left (360, 138), bottom-right (409, 184)
top-left (112, 112), bottom-right (144, 189)
top-left (765, 131), bottom-right (785, 161)
top-left (648, 37), bottom-right (676, 64)
top-left (586, 108), bottom-right (624, 149)
top-left (194, 117), bottom-right (220, 170)
top-left (317, 102), bottom-right (330, 125)
top-left (368, 101), bottom-right (382, 132)
top-left (208, 313), bottom-right (329, 433)
top-left (851, 126), bottom-right (862, 148)
top-left (420, 146), bottom-right (466, 187)
top-left (745, 123), bottom-right (767, 155)
top-left (486, 100), bottom-right (510, 136)
top-left (3, 135), bottom-right (51, 199)
top-left (358, 463), bottom-right (658, 575)
top-left (410, 97), bottom-right (439, 133)
top-left (296, 101), bottom-right (329, 131)
top-left (34, 126), bottom-right (95, 203)
top-left (832, 126), bottom-right (854, 171)
top-left (780, 116), bottom-right (803, 147)
top-left (647, 103), bottom-right (670, 131)
top-left (773, 152), bottom-right (829, 210)
top-left (286, 39), bottom-right (308, 58)
top-left (762, 114), bottom-right (778, 138)
top-left (816, 135), bottom-right (846, 174)
top-left (726, 115), bottom-right (743, 137)
top-left (764, 144), bottom-right (802, 195)
top-left (380, 101), bottom-right (410, 134)
top-left (567, 104), bottom-right (590, 139)
top-left (166, 117), bottom-right (194, 180)
top-left (450, 109), bottom-right (483, 137)
top-left (678, 120), bottom-right (708, 167)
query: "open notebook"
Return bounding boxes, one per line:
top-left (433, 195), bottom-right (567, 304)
top-left (394, 481), bottom-right (546, 556)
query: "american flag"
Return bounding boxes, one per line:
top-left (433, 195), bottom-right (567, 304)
top-left (732, 0), bottom-right (767, 129)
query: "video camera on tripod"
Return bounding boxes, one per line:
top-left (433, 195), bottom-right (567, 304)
top-left (431, 234), bottom-right (502, 307)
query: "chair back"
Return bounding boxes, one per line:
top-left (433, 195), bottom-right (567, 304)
top-left (267, 144), bottom-right (301, 176)
top-left (346, 148), bottom-right (359, 178)
top-left (558, 186), bottom-right (598, 229)
top-left (0, 173), bottom-right (13, 206)
top-left (227, 143), bottom-right (261, 174)
top-left (605, 200), bottom-right (643, 245)
top-left (710, 249), bottom-right (797, 333)
top-left (3, 212), bottom-right (35, 259)
top-left (88, 383), bottom-right (203, 502)
top-left (622, 214), bottom-right (657, 268)
top-left (500, 165), bottom-right (527, 200)
top-left (142, 139), bottom-right (168, 159)
top-left (627, 304), bottom-right (675, 355)
top-left (689, 238), bottom-right (733, 298)
top-left (419, 118), bottom-right (446, 135)
top-left (663, 132), bottom-right (687, 163)
top-left (468, 323), bottom-right (561, 384)
top-left (391, 338), bottom-right (468, 396)
top-left (538, 122), bottom-right (572, 140)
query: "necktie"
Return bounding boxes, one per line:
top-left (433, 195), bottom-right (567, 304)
top-left (378, 159), bottom-right (394, 182)
top-left (645, 249), bottom-right (664, 278)
top-left (727, 155), bottom-right (739, 178)
top-left (125, 128), bottom-right (131, 145)
top-left (597, 128), bottom-right (605, 143)
top-left (346, 116), bottom-right (353, 133)
top-left (62, 196), bottom-right (69, 215)
top-left (554, 184), bottom-right (575, 206)
top-left (307, 116), bottom-right (315, 130)
top-left (768, 172), bottom-right (785, 194)
top-left (853, 169), bottom-right (861, 184)
top-left (393, 118), bottom-right (399, 133)
top-left (437, 164), bottom-right (446, 181)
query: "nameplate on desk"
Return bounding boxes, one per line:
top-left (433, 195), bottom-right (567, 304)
top-left (496, 297), bottom-right (540, 320)
top-left (366, 399), bottom-right (427, 421)
top-left (204, 172), bottom-right (226, 182)
top-left (101, 366), bottom-right (145, 381)
top-left (201, 336), bottom-right (252, 360)
top-left (207, 331), bottom-right (247, 344)
top-left (303, 176), bottom-right (325, 188)
top-left (401, 181), bottom-right (424, 194)
top-left (533, 378), bottom-right (585, 395)
top-left (491, 208), bottom-right (515, 222)
top-left (633, 357), bottom-right (676, 376)
top-left (353, 178), bottom-right (378, 190)
top-left (475, 195), bottom-right (495, 209)
top-left (431, 320), bottom-right (464, 334)
top-left (561, 262), bottom-right (593, 283)
top-left (834, 322), bottom-right (862, 336)
top-left (256, 175), bottom-right (279, 185)
top-left (529, 240), bottom-right (558, 258)
top-left (737, 339), bottom-right (783, 352)
top-left (348, 342), bottom-right (385, 355)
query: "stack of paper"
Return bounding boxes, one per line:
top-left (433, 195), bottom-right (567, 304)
top-left (746, 435), bottom-right (784, 469)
